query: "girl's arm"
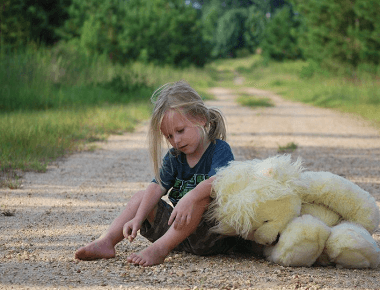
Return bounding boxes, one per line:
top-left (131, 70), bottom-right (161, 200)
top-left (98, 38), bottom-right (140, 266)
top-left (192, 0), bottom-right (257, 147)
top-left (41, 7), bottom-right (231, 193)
top-left (168, 176), bottom-right (215, 229)
top-left (123, 182), bottom-right (166, 242)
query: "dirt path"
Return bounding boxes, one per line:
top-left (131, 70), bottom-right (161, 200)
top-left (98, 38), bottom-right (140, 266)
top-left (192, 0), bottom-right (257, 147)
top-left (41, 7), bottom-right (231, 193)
top-left (1, 87), bottom-right (380, 290)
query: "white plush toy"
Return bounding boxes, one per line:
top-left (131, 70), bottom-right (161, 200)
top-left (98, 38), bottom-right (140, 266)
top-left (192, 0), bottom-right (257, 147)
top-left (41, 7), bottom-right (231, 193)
top-left (209, 155), bottom-right (380, 268)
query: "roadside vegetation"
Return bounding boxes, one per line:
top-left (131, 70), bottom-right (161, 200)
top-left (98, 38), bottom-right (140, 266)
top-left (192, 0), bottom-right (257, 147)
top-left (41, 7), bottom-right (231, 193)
top-left (1, 0), bottom-right (380, 187)
top-left (0, 45), bottom-right (216, 187)
top-left (211, 55), bottom-right (380, 128)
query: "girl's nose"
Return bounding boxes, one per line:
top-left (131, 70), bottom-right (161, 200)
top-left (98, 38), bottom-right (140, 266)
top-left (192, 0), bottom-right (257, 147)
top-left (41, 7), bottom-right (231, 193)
top-left (174, 134), bottom-right (181, 146)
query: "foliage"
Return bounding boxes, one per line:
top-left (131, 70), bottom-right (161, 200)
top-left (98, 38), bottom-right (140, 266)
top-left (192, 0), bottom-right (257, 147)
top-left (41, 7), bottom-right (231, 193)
top-left (290, 0), bottom-right (380, 68)
top-left (0, 0), bottom-right (71, 48)
top-left (213, 8), bottom-right (248, 57)
top-left (201, 0), bottom-right (280, 58)
top-left (61, 0), bottom-right (207, 66)
top-left (244, 5), bottom-right (268, 52)
top-left (261, 6), bottom-right (302, 61)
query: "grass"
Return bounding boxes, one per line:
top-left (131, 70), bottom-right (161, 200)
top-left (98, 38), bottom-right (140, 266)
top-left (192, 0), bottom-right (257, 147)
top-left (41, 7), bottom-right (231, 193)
top-left (236, 93), bottom-right (274, 108)
top-left (0, 43), bottom-right (217, 188)
top-left (0, 104), bottom-right (151, 171)
top-left (278, 142), bottom-right (298, 153)
top-left (212, 54), bottom-right (380, 128)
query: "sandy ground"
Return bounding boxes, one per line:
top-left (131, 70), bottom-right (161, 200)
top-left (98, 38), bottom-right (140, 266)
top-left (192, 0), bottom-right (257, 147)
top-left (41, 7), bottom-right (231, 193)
top-left (1, 87), bottom-right (380, 290)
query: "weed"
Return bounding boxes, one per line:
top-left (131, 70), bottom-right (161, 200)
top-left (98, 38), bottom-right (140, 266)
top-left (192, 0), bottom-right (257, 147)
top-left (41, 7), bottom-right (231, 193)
top-left (0, 170), bottom-right (22, 189)
top-left (278, 142), bottom-right (298, 153)
top-left (237, 95), bottom-right (274, 108)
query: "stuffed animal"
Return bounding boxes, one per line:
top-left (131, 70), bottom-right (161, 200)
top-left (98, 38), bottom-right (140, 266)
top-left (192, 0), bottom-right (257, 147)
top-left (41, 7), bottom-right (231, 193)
top-left (209, 155), bottom-right (380, 268)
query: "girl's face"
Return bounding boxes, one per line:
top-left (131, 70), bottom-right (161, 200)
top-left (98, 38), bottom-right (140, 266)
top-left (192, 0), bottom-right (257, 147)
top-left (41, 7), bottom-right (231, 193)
top-left (160, 109), bottom-right (208, 159)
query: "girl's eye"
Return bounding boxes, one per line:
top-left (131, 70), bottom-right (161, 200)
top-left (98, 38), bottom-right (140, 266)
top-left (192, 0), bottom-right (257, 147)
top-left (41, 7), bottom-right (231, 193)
top-left (178, 129), bottom-right (184, 133)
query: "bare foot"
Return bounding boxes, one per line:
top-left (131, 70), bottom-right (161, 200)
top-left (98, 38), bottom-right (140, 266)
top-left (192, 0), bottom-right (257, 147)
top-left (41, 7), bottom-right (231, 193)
top-left (127, 243), bottom-right (170, 266)
top-left (75, 238), bottom-right (115, 261)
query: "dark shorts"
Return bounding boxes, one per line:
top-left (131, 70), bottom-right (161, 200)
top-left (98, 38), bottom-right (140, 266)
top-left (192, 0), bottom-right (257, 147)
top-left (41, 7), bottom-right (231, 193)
top-left (140, 199), bottom-right (263, 256)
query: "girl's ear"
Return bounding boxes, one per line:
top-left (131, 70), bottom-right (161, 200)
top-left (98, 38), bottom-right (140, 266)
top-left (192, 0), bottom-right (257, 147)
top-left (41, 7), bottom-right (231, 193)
top-left (196, 115), bottom-right (207, 127)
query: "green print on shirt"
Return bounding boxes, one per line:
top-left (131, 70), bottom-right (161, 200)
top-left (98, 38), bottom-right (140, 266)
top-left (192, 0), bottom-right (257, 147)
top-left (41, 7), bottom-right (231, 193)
top-left (169, 174), bottom-right (209, 202)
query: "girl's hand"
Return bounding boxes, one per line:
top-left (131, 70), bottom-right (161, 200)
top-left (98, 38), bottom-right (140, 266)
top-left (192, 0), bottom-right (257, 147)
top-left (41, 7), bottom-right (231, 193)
top-left (123, 218), bottom-right (142, 242)
top-left (168, 195), bottom-right (196, 230)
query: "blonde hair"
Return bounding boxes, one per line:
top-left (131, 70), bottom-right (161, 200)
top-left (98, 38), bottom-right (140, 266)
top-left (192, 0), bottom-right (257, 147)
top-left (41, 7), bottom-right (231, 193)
top-left (148, 80), bottom-right (227, 186)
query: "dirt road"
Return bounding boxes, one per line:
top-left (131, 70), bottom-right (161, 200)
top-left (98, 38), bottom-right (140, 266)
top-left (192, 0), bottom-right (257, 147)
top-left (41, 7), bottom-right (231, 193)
top-left (1, 87), bottom-right (380, 289)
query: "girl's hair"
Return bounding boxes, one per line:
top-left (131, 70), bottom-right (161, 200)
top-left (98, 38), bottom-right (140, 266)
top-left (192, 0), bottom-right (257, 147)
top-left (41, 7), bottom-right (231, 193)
top-left (148, 80), bottom-right (227, 186)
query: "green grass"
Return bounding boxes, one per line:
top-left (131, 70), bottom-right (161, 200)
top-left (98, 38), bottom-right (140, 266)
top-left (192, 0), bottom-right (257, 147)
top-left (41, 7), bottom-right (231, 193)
top-left (0, 43), bottom-right (218, 187)
top-left (0, 104), bottom-right (151, 172)
top-left (236, 93), bottom-right (274, 108)
top-left (278, 142), bottom-right (298, 153)
top-left (213, 54), bottom-right (380, 128)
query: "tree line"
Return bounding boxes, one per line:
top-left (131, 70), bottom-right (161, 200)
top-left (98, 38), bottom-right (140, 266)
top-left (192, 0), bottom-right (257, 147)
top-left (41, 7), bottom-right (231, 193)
top-left (1, 0), bottom-right (379, 68)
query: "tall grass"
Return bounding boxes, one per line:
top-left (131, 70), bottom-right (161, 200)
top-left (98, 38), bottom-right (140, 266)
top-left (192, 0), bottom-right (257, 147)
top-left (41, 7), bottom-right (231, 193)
top-left (0, 44), bottom-right (153, 112)
top-left (0, 42), bottom-right (217, 185)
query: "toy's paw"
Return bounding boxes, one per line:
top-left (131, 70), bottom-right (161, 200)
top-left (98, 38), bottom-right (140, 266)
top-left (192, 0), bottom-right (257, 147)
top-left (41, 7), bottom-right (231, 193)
top-left (264, 215), bottom-right (331, 267)
top-left (254, 224), bottom-right (281, 246)
top-left (325, 222), bottom-right (380, 268)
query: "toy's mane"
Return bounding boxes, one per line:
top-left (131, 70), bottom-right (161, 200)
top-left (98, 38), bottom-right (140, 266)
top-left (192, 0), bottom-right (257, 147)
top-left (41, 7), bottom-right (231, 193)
top-left (209, 155), bottom-right (305, 237)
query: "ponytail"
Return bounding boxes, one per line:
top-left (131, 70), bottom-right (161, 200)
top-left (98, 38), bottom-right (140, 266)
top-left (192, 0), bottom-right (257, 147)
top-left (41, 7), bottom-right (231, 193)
top-left (207, 107), bottom-right (227, 142)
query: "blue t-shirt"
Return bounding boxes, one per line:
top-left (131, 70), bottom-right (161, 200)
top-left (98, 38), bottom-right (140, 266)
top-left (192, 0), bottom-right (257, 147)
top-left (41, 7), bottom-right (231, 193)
top-left (154, 139), bottom-right (234, 206)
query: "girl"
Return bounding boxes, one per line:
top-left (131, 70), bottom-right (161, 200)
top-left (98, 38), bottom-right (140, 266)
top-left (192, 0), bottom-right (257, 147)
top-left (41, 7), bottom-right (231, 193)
top-left (75, 81), bottom-right (243, 266)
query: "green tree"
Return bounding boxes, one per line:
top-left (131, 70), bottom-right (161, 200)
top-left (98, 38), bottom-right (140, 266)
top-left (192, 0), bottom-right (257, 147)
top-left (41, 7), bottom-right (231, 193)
top-left (200, 0), bottom-right (289, 58)
top-left (61, 0), bottom-right (206, 66)
top-left (244, 5), bottom-right (268, 52)
top-left (213, 8), bottom-right (248, 57)
top-left (261, 5), bottom-right (301, 61)
top-left (0, 0), bottom-right (71, 48)
top-left (118, 0), bottom-right (206, 66)
top-left (290, 0), bottom-right (380, 67)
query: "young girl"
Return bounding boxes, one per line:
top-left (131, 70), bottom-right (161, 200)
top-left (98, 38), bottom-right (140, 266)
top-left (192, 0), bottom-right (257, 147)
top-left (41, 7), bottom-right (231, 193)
top-left (75, 81), bottom-right (244, 266)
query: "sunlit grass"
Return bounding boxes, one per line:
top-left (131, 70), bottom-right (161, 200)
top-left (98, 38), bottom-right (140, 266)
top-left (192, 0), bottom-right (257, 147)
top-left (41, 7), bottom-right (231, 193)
top-left (236, 94), bottom-right (274, 108)
top-left (0, 104), bottom-right (150, 174)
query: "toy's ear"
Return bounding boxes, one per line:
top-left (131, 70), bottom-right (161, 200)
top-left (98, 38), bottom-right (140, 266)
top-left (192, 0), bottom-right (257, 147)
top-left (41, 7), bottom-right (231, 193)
top-left (300, 171), bottom-right (380, 234)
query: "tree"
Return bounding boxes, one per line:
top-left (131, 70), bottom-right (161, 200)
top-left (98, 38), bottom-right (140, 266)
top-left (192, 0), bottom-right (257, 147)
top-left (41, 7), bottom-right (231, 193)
top-left (244, 5), bottom-right (268, 52)
top-left (0, 0), bottom-right (71, 48)
top-left (213, 8), bottom-right (248, 57)
top-left (200, 0), bottom-right (290, 58)
top-left (290, 0), bottom-right (380, 67)
top-left (261, 5), bottom-right (302, 61)
top-left (61, 0), bottom-right (207, 66)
